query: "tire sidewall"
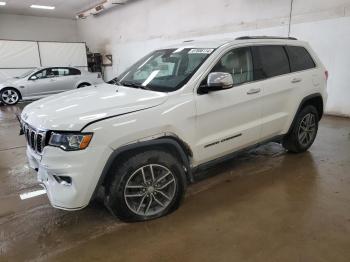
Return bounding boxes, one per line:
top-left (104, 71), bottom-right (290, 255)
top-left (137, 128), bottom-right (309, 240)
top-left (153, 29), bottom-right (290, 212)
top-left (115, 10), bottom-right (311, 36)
top-left (106, 150), bottom-right (186, 222)
top-left (292, 106), bottom-right (319, 151)
top-left (0, 88), bottom-right (20, 105)
top-left (77, 83), bottom-right (90, 88)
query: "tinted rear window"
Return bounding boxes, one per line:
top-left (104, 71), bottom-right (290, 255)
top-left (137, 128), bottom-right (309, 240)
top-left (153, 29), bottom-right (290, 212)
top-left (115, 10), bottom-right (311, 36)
top-left (251, 45), bottom-right (290, 80)
top-left (285, 46), bottom-right (315, 72)
top-left (69, 68), bottom-right (81, 75)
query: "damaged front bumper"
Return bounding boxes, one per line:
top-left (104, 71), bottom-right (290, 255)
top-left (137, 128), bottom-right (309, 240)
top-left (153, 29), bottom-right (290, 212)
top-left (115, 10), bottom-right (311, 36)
top-left (26, 145), bottom-right (112, 211)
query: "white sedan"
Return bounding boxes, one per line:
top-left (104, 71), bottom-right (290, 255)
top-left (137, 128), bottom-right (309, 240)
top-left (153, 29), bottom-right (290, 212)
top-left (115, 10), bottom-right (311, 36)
top-left (0, 67), bottom-right (104, 105)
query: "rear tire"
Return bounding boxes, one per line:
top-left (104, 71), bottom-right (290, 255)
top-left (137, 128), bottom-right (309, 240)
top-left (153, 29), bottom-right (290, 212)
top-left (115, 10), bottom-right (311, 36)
top-left (77, 83), bottom-right (91, 88)
top-left (105, 150), bottom-right (186, 222)
top-left (283, 105), bottom-right (319, 153)
top-left (0, 88), bottom-right (20, 105)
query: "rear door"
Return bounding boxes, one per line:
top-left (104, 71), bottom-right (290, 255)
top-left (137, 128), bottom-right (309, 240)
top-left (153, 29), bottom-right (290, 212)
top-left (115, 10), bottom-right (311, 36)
top-left (63, 68), bottom-right (82, 91)
top-left (285, 45), bottom-right (318, 96)
top-left (250, 45), bottom-right (293, 140)
top-left (48, 68), bottom-right (75, 93)
top-left (195, 46), bottom-right (263, 164)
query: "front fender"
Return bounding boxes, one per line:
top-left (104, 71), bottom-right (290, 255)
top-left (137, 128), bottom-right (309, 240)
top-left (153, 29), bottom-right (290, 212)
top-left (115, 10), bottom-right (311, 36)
top-left (90, 137), bottom-right (193, 201)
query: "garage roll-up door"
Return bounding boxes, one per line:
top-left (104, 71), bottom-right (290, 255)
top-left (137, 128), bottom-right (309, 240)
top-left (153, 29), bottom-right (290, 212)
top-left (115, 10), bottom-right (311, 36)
top-left (38, 42), bottom-right (87, 68)
top-left (0, 40), bottom-right (41, 68)
top-left (0, 40), bottom-right (87, 82)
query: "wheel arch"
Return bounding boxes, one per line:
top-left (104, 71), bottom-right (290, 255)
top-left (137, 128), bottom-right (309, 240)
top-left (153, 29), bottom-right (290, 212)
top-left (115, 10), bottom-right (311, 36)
top-left (76, 81), bottom-right (92, 88)
top-left (91, 137), bottom-right (193, 201)
top-left (287, 93), bottom-right (324, 134)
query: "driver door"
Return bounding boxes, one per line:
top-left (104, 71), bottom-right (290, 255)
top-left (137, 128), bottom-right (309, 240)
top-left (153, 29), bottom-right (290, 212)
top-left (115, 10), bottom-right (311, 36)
top-left (24, 68), bottom-right (55, 98)
top-left (194, 47), bottom-right (263, 164)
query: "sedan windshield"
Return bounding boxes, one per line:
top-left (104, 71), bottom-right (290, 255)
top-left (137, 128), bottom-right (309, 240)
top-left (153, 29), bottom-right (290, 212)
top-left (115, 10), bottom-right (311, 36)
top-left (16, 68), bottom-right (38, 79)
top-left (111, 48), bottom-right (214, 92)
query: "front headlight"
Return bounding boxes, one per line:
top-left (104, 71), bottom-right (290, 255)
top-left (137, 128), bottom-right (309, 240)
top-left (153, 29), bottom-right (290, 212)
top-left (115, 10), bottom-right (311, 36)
top-left (48, 132), bottom-right (93, 151)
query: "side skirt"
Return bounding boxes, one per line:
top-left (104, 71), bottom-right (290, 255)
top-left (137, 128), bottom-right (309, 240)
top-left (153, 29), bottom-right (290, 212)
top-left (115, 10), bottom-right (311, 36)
top-left (191, 135), bottom-right (284, 174)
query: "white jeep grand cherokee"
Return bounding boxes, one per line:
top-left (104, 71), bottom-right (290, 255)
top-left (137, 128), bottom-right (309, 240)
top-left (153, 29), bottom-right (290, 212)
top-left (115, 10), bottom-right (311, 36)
top-left (21, 36), bottom-right (327, 222)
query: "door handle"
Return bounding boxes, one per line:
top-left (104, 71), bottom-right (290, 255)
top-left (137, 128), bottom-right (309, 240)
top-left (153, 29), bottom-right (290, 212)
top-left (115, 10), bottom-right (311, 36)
top-left (246, 88), bottom-right (261, 95)
top-left (291, 78), bottom-right (302, 83)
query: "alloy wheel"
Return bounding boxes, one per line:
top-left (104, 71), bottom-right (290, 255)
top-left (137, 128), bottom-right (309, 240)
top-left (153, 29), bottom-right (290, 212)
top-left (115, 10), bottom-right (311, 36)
top-left (1, 90), bottom-right (19, 105)
top-left (298, 113), bottom-right (316, 146)
top-left (124, 164), bottom-right (177, 217)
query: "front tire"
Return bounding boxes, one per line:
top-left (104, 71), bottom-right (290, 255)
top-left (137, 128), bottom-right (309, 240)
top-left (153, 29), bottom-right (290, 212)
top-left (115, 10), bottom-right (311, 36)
top-left (0, 88), bottom-right (20, 105)
top-left (105, 150), bottom-right (186, 222)
top-left (283, 105), bottom-right (319, 153)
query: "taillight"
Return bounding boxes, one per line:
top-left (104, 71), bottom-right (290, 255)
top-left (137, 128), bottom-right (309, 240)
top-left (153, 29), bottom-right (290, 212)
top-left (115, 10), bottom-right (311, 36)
top-left (325, 70), bottom-right (328, 81)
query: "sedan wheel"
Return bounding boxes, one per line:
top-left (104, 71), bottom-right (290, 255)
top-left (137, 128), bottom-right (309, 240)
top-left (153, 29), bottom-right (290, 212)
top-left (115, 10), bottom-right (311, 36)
top-left (77, 83), bottom-right (91, 88)
top-left (1, 89), bottom-right (20, 105)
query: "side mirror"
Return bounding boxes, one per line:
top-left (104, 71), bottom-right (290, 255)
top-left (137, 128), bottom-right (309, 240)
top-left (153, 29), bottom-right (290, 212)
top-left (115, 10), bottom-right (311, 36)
top-left (29, 75), bottom-right (37, 81)
top-left (207, 72), bottom-right (234, 91)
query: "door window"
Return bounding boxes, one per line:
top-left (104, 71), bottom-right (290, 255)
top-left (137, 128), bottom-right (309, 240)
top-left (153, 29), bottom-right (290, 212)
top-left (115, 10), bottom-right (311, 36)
top-left (32, 69), bottom-right (49, 79)
top-left (51, 68), bottom-right (69, 77)
top-left (210, 47), bottom-right (253, 85)
top-left (285, 46), bottom-right (315, 72)
top-left (251, 45), bottom-right (290, 80)
top-left (69, 68), bottom-right (81, 75)
top-left (31, 68), bottom-right (69, 79)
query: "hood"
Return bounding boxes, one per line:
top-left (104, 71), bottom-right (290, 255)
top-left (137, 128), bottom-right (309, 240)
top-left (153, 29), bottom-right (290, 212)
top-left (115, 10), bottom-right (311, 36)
top-left (21, 83), bottom-right (168, 131)
top-left (0, 78), bottom-right (23, 88)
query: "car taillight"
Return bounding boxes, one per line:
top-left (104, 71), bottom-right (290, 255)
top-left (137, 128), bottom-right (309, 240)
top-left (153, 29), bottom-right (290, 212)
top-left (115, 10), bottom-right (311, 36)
top-left (325, 70), bottom-right (328, 81)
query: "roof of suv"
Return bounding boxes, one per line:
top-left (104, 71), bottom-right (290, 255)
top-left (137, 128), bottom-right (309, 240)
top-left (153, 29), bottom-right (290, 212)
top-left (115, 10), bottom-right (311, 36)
top-left (164, 36), bottom-right (305, 49)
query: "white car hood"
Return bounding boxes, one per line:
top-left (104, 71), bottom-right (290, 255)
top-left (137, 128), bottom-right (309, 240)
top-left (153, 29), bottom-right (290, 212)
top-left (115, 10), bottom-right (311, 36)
top-left (21, 83), bottom-right (168, 131)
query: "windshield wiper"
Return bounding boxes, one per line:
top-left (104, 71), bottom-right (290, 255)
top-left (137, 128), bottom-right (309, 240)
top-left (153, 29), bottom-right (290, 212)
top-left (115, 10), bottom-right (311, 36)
top-left (107, 78), bottom-right (120, 85)
top-left (120, 81), bottom-right (149, 90)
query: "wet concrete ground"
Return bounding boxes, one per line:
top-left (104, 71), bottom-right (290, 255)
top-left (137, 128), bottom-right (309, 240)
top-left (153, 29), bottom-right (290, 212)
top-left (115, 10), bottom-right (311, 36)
top-left (0, 102), bottom-right (350, 262)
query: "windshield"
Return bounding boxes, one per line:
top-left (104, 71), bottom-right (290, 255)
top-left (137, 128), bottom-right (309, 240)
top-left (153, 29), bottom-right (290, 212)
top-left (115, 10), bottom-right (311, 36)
top-left (110, 48), bottom-right (214, 92)
top-left (16, 68), bottom-right (38, 79)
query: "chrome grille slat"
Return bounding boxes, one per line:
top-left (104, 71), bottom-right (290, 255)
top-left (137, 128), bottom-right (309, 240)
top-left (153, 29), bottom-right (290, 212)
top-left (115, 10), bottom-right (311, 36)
top-left (22, 122), bottom-right (46, 155)
top-left (25, 127), bottom-right (28, 145)
top-left (37, 133), bottom-right (44, 153)
top-left (28, 129), bottom-right (33, 148)
top-left (30, 131), bottom-right (35, 149)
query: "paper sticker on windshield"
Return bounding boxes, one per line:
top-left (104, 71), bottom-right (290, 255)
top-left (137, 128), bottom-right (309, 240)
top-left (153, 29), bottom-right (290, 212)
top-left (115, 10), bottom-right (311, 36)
top-left (188, 48), bottom-right (214, 54)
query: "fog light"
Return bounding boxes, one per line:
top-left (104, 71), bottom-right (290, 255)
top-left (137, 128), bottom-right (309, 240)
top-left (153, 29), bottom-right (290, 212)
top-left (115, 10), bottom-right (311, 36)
top-left (53, 175), bottom-right (72, 186)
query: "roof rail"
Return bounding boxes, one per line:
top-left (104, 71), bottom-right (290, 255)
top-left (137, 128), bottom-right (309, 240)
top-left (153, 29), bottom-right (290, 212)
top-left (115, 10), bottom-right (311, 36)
top-left (235, 36), bottom-right (298, 40)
